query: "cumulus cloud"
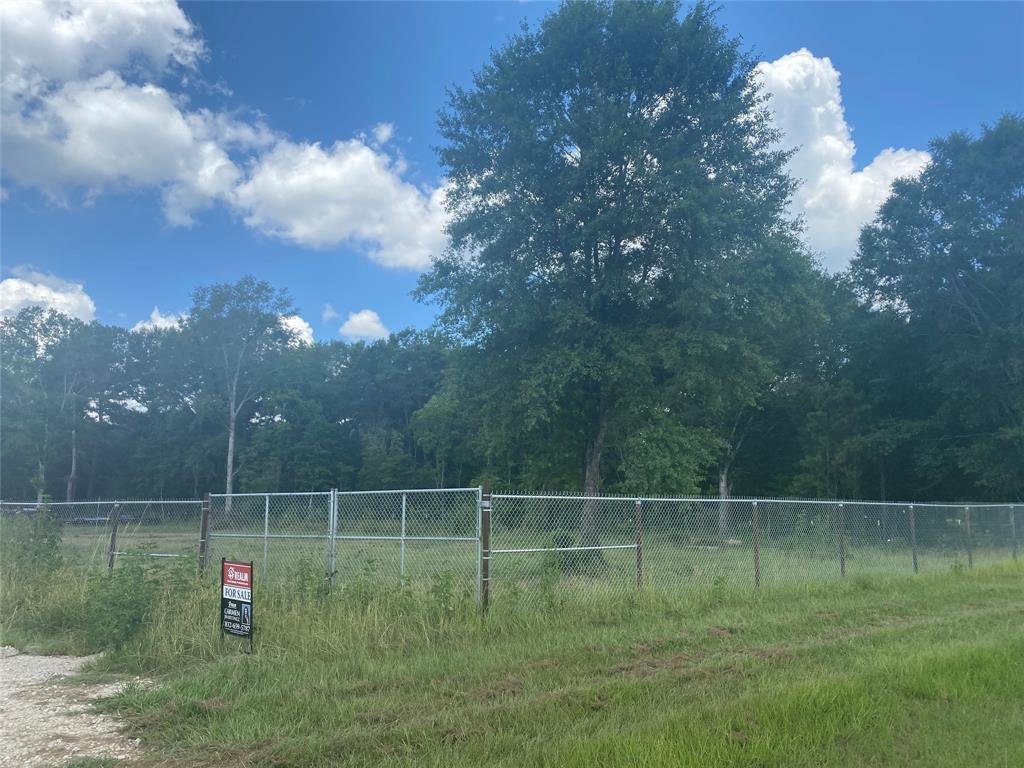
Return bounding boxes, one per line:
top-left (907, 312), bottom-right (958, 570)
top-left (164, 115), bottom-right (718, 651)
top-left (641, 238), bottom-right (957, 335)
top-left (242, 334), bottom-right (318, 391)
top-left (279, 314), bottom-right (314, 346)
top-left (339, 309), bottom-right (389, 341)
top-left (0, 0), bottom-right (203, 90)
top-left (233, 139), bottom-right (448, 269)
top-left (321, 303), bottom-right (340, 324)
top-left (372, 122), bottom-right (394, 145)
top-left (132, 306), bottom-right (185, 332)
top-left (0, 266), bottom-right (96, 321)
top-left (3, 72), bottom-right (244, 225)
top-left (755, 49), bottom-right (931, 271)
top-left (0, 0), bottom-right (448, 270)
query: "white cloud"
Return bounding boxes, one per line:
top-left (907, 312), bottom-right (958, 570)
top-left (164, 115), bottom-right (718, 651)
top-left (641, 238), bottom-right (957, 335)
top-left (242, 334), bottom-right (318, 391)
top-left (0, 0), bottom-right (203, 91)
top-left (132, 306), bottom-right (185, 332)
top-left (321, 303), bottom-right (340, 324)
top-left (232, 139), bottom-right (448, 269)
top-left (115, 397), bottom-right (149, 414)
top-left (755, 49), bottom-right (931, 271)
top-left (339, 309), bottom-right (389, 341)
top-left (279, 314), bottom-right (314, 346)
top-left (0, 1), bottom-right (448, 271)
top-left (3, 72), bottom-right (243, 225)
top-left (0, 266), bottom-right (96, 321)
top-left (372, 122), bottom-right (394, 145)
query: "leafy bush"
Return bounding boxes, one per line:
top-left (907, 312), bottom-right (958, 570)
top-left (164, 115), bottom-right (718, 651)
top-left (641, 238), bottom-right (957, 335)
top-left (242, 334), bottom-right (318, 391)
top-left (545, 529), bottom-right (606, 576)
top-left (85, 559), bottom-right (165, 648)
top-left (0, 554), bottom-right (196, 654)
top-left (0, 508), bottom-right (63, 575)
top-left (429, 569), bottom-right (456, 615)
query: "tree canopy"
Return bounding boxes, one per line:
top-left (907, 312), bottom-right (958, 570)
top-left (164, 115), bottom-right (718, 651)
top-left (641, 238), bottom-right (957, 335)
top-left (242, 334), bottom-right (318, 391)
top-left (0, 3), bottom-right (1019, 505)
top-left (418, 0), bottom-right (821, 512)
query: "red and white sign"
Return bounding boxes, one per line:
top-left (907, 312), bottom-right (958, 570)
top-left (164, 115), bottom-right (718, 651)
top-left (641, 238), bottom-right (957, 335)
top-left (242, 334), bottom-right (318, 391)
top-left (222, 560), bottom-right (252, 602)
top-left (223, 561), bottom-right (252, 588)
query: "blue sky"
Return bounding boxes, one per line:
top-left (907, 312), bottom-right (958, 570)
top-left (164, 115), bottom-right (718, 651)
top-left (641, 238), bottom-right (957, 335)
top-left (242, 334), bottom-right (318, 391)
top-left (2, 1), bottom-right (1022, 342)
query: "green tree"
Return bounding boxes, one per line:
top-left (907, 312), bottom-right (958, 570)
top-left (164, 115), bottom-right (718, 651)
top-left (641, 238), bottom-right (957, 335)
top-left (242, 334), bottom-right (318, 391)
top-left (852, 116), bottom-right (1024, 500)
top-left (0, 309), bottom-right (124, 501)
top-left (183, 277), bottom-right (294, 497)
top-left (418, 1), bottom-right (814, 544)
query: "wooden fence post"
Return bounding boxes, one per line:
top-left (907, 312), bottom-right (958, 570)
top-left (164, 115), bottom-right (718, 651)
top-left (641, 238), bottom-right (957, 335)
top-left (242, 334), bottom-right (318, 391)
top-left (909, 504), bottom-right (919, 574)
top-left (106, 502), bottom-right (121, 574)
top-left (198, 493), bottom-right (210, 574)
top-left (964, 506), bottom-right (973, 569)
top-left (751, 500), bottom-right (761, 589)
top-left (635, 499), bottom-right (643, 590)
top-left (480, 481), bottom-right (491, 613)
top-left (837, 503), bottom-right (846, 577)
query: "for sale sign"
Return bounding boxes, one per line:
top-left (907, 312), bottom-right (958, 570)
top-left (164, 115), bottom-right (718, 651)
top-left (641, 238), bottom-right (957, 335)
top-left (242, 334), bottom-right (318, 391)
top-left (221, 559), bottom-right (253, 639)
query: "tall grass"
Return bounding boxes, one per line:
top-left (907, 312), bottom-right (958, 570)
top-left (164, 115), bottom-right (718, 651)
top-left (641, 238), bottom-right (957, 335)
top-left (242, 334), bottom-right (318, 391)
top-left (4, 553), bottom-right (1024, 767)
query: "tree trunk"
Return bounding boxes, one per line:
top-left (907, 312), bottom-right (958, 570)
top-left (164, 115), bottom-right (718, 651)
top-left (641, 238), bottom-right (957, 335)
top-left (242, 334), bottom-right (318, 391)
top-left (33, 426), bottom-right (48, 504)
top-left (65, 429), bottom-right (77, 502)
top-left (879, 456), bottom-right (888, 538)
top-left (717, 465), bottom-right (732, 539)
top-left (879, 456), bottom-right (886, 501)
top-left (225, 393), bottom-right (236, 514)
top-left (34, 458), bottom-right (45, 504)
top-left (226, 410), bottom-right (236, 496)
top-left (580, 409), bottom-right (609, 549)
top-left (86, 445), bottom-right (100, 499)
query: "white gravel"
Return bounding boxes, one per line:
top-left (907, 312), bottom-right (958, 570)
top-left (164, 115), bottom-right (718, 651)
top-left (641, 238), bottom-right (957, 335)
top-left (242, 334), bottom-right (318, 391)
top-left (0, 646), bottom-right (139, 767)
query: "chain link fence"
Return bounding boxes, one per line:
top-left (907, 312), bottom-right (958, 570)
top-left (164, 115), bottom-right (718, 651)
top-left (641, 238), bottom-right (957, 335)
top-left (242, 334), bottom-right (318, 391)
top-left (0, 499), bottom-right (201, 573)
top-left (485, 494), bottom-right (1021, 607)
top-left (206, 489), bottom-right (481, 596)
top-left (3, 492), bottom-right (1018, 610)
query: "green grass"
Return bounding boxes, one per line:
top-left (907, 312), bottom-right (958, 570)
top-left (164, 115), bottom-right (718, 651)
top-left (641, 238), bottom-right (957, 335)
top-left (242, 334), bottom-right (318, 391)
top-left (6, 558), bottom-right (1021, 767)
top-left (16, 509), bottom-right (1013, 601)
top-left (4, 536), bottom-right (1019, 768)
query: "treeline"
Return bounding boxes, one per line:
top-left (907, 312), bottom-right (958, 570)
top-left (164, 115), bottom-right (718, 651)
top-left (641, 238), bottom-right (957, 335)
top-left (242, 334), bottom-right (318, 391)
top-left (2, 3), bottom-right (1021, 504)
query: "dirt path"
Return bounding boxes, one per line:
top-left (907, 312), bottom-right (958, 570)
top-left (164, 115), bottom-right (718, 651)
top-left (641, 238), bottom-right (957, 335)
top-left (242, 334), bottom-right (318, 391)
top-left (0, 646), bottom-right (138, 767)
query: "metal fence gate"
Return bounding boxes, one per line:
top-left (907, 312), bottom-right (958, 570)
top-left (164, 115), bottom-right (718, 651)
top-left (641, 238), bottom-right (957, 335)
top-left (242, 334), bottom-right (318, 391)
top-left (205, 489), bottom-right (481, 594)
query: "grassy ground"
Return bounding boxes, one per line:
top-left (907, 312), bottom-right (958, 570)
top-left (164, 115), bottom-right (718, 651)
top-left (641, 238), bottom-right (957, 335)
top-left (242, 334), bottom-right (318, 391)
top-left (6, 559), bottom-right (1021, 767)
top-left (51, 519), bottom-right (1011, 597)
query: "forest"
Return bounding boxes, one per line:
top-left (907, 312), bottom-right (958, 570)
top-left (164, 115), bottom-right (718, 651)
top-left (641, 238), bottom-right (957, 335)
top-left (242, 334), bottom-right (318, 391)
top-left (1, 3), bottom-right (1021, 505)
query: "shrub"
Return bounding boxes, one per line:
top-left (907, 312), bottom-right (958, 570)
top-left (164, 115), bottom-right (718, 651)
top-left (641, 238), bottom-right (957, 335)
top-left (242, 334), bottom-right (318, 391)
top-left (0, 507), bottom-right (63, 575)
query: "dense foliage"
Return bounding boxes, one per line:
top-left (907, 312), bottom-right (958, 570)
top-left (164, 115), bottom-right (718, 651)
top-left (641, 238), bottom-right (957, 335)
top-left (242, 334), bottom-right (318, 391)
top-left (1, 3), bottom-right (1019, 503)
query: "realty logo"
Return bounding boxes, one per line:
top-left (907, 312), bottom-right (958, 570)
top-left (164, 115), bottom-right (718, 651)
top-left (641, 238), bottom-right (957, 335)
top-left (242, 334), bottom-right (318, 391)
top-left (223, 562), bottom-right (252, 588)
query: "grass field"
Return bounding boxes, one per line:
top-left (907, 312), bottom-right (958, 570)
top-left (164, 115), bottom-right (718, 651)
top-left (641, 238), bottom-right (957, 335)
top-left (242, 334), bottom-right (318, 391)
top-left (4, 558), bottom-right (1023, 767)
top-left (48, 518), bottom-right (1012, 600)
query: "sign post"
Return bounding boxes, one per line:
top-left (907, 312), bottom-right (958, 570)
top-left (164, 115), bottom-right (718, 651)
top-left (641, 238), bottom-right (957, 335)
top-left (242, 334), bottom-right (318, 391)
top-left (221, 558), bottom-right (253, 651)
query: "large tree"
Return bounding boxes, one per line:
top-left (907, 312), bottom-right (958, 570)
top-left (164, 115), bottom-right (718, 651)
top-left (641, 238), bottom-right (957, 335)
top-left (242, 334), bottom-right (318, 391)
top-left (418, 1), bottom-right (815, 540)
top-left (183, 277), bottom-right (294, 498)
top-left (852, 115), bottom-right (1024, 500)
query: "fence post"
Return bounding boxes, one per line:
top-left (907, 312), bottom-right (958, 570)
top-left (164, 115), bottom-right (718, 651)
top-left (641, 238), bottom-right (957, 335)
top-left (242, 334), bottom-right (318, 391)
top-left (326, 489), bottom-right (338, 590)
top-left (964, 505), bottom-right (973, 569)
top-left (751, 500), bottom-right (761, 590)
top-left (106, 502), bottom-right (121, 574)
top-left (635, 499), bottom-right (643, 590)
top-left (475, 487), bottom-right (482, 607)
top-left (198, 494), bottom-right (210, 574)
top-left (263, 494), bottom-right (270, 574)
top-left (909, 504), bottom-right (919, 574)
top-left (1011, 505), bottom-right (1018, 561)
top-left (400, 492), bottom-right (407, 583)
top-left (480, 481), bottom-right (491, 613)
top-left (837, 503), bottom-right (846, 577)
